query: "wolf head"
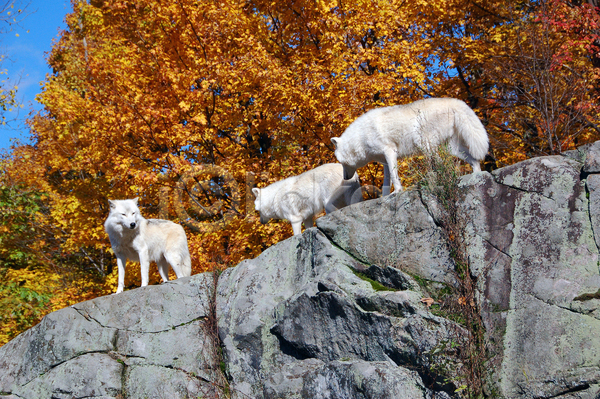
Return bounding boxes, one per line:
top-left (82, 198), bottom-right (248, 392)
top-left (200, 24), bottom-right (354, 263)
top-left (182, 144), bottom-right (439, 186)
top-left (107, 198), bottom-right (144, 230)
top-left (331, 137), bottom-right (358, 180)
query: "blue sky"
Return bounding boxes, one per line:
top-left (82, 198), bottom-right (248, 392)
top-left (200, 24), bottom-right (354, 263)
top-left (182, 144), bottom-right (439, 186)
top-left (0, 0), bottom-right (70, 150)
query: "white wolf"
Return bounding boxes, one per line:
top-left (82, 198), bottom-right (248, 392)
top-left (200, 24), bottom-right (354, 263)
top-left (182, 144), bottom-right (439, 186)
top-left (252, 163), bottom-right (361, 235)
top-left (331, 97), bottom-right (489, 195)
top-left (104, 198), bottom-right (192, 294)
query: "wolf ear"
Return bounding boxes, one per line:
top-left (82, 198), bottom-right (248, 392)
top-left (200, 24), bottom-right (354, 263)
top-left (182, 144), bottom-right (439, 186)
top-left (331, 137), bottom-right (340, 149)
top-left (252, 188), bottom-right (260, 198)
top-left (108, 200), bottom-right (116, 209)
top-left (132, 197), bottom-right (139, 205)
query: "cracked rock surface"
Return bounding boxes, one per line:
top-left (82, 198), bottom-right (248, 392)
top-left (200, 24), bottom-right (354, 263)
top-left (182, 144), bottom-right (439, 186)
top-left (217, 229), bottom-right (461, 398)
top-left (0, 274), bottom-right (220, 399)
top-left (3, 142), bottom-right (600, 398)
top-left (461, 157), bottom-right (600, 398)
top-left (318, 150), bottom-right (600, 398)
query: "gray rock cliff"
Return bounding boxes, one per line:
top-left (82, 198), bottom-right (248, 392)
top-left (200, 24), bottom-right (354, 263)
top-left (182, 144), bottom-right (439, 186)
top-left (3, 143), bottom-right (600, 398)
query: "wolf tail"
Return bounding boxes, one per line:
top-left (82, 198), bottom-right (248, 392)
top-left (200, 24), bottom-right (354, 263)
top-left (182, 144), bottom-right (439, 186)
top-left (454, 104), bottom-right (489, 161)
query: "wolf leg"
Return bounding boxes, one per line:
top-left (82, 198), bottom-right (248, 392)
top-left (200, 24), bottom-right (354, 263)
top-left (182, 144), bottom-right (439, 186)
top-left (470, 161), bottom-right (481, 172)
top-left (290, 220), bottom-right (303, 235)
top-left (383, 149), bottom-right (402, 194)
top-left (164, 252), bottom-right (186, 279)
top-left (324, 198), bottom-right (337, 214)
top-left (157, 258), bottom-right (170, 282)
top-left (452, 142), bottom-right (481, 172)
top-left (382, 164), bottom-right (391, 196)
top-left (139, 248), bottom-right (150, 287)
top-left (115, 254), bottom-right (127, 294)
top-left (325, 186), bottom-right (343, 214)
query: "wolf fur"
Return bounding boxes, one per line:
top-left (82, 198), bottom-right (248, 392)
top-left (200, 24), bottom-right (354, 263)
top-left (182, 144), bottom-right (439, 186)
top-left (252, 163), bottom-right (361, 235)
top-left (331, 97), bottom-right (489, 195)
top-left (104, 198), bottom-right (192, 294)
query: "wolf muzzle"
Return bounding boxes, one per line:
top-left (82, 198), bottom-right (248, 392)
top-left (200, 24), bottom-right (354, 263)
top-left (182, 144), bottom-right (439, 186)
top-left (129, 222), bottom-right (136, 229)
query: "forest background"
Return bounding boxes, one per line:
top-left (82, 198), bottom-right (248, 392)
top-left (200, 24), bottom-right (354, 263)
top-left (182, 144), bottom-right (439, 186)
top-left (1, 0), bottom-right (599, 345)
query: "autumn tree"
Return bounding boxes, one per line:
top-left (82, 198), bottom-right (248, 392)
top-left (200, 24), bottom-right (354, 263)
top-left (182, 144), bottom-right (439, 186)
top-left (0, 148), bottom-right (113, 345)
top-left (18, 0), bottom-right (439, 278)
top-left (419, 0), bottom-right (600, 165)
